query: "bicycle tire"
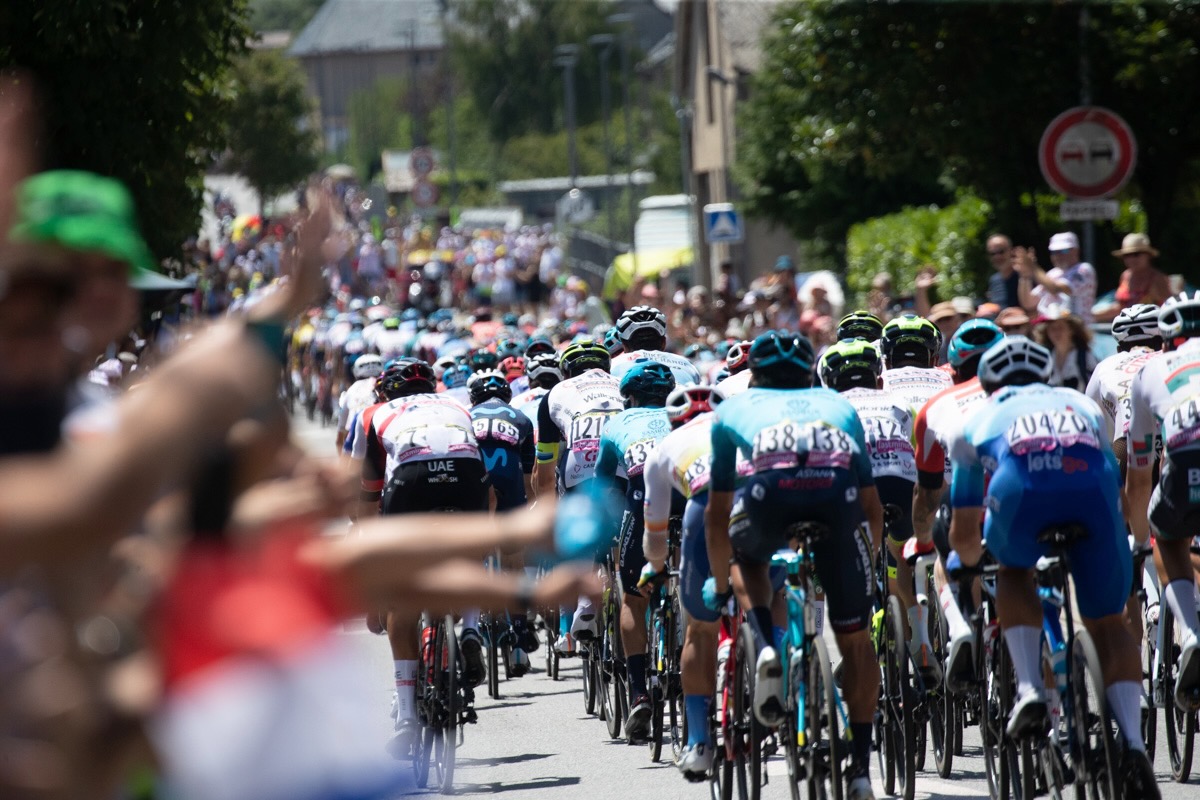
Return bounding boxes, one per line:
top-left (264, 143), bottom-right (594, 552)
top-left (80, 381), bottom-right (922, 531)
top-left (930, 589), bottom-right (954, 779)
top-left (1161, 603), bottom-right (1196, 783)
top-left (712, 626), bottom-right (736, 800)
top-left (783, 638), bottom-right (804, 800)
top-left (980, 622), bottom-right (1016, 800)
top-left (413, 615), bottom-right (434, 789)
top-left (879, 595), bottom-right (916, 800)
top-left (582, 644), bottom-right (598, 716)
top-left (649, 596), bottom-right (665, 762)
top-left (604, 585), bottom-right (625, 739)
top-left (807, 636), bottom-right (843, 800)
top-left (1142, 601), bottom-right (1158, 762)
top-left (1069, 628), bottom-right (1118, 799)
top-left (434, 615), bottom-right (458, 794)
top-left (667, 590), bottom-right (686, 761)
top-left (486, 617), bottom-right (500, 700)
top-left (735, 620), bottom-right (764, 800)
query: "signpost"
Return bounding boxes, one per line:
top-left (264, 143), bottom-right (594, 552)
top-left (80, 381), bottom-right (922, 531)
top-left (1039, 106), bottom-right (1136, 222)
top-left (702, 202), bottom-right (743, 245)
top-left (411, 178), bottom-right (439, 209)
top-left (410, 147), bottom-right (437, 178)
top-left (556, 188), bottom-right (596, 225)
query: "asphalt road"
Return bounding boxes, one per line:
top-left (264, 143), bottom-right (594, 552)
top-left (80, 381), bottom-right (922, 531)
top-left (292, 415), bottom-right (1197, 799)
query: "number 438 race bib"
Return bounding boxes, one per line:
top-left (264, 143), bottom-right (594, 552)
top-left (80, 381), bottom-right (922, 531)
top-left (751, 420), bottom-right (855, 472)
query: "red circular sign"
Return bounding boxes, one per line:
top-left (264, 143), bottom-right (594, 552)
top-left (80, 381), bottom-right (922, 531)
top-left (1038, 106), bottom-right (1136, 199)
top-left (411, 178), bottom-right (439, 209)
top-left (410, 147), bottom-right (436, 178)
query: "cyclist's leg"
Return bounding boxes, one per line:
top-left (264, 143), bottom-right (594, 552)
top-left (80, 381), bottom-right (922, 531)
top-left (381, 462), bottom-right (428, 740)
top-left (931, 499), bottom-right (977, 686)
top-left (879, 476), bottom-right (932, 667)
top-left (618, 482), bottom-right (652, 735)
top-left (679, 495), bottom-right (719, 772)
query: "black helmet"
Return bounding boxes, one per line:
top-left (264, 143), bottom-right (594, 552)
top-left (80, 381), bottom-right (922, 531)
top-left (837, 310), bottom-right (884, 342)
top-left (880, 314), bottom-right (941, 367)
top-left (377, 358), bottom-right (436, 400)
top-left (558, 338), bottom-right (611, 377)
top-left (467, 369), bottom-right (513, 404)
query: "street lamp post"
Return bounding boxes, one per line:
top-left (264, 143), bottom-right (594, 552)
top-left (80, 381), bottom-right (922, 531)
top-left (705, 65), bottom-right (736, 287)
top-left (553, 44), bottom-right (581, 191)
top-left (607, 12), bottom-right (637, 269)
top-left (437, 0), bottom-right (458, 209)
top-left (588, 33), bottom-right (616, 247)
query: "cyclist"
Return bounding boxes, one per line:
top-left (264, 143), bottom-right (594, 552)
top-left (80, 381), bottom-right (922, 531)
top-left (358, 358), bottom-right (490, 754)
top-left (467, 368), bottom-right (539, 674)
top-left (713, 339), bottom-right (753, 396)
top-left (1085, 304), bottom-right (1162, 465)
top-left (818, 338), bottom-right (935, 679)
top-left (499, 355), bottom-right (528, 393)
top-left (880, 313), bottom-right (952, 408)
top-left (603, 326), bottom-right (624, 357)
top-left (512, 352), bottom-right (562, 427)
top-left (639, 383), bottom-right (730, 779)
top-left (948, 336), bottom-right (1157, 796)
top-left (441, 362), bottom-right (473, 405)
top-left (610, 306), bottom-right (701, 387)
top-left (524, 335), bottom-right (556, 361)
top-left (336, 353), bottom-right (383, 454)
top-left (593, 360), bottom-right (677, 740)
top-left (910, 319), bottom-right (1004, 690)
top-left (1126, 292), bottom-right (1200, 714)
top-left (837, 310), bottom-right (884, 343)
top-left (706, 330), bottom-right (883, 800)
top-left (534, 338), bottom-right (623, 652)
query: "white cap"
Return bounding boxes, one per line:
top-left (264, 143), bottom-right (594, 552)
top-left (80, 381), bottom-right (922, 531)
top-left (1048, 231), bottom-right (1079, 252)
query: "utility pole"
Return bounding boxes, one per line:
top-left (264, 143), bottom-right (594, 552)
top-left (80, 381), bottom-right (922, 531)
top-left (438, 0), bottom-right (458, 209)
top-left (589, 33), bottom-right (616, 247)
top-left (1078, 5), bottom-right (1095, 266)
top-left (607, 12), bottom-right (637, 269)
top-left (553, 44), bottom-right (581, 190)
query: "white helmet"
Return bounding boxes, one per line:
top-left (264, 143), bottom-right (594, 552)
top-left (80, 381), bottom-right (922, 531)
top-left (352, 353), bottom-right (383, 380)
top-left (615, 305), bottom-right (668, 345)
top-left (665, 384), bottom-right (725, 426)
top-left (977, 335), bottom-right (1052, 394)
top-left (1111, 303), bottom-right (1161, 345)
top-left (1157, 291), bottom-right (1200, 340)
top-left (433, 355), bottom-right (458, 381)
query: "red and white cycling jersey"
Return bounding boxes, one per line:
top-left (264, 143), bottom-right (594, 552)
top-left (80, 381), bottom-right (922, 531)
top-left (1128, 339), bottom-right (1200, 469)
top-left (365, 393), bottom-right (479, 484)
top-left (842, 387), bottom-right (916, 482)
top-left (913, 376), bottom-right (987, 487)
top-left (536, 369), bottom-right (623, 490)
top-left (1084, 347), bottom-right (1159, 444)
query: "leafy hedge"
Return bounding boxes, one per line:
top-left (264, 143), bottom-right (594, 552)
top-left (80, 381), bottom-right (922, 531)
top-left (845, 194), bottom-right (992, 305)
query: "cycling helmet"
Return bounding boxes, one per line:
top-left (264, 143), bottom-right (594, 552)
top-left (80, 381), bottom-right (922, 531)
top-left (1158, 291), bottom-right (1200, 343)
top-left (837, 310), bottom-right (884, 343)
top-left (401, 308), bottom-right (422, 322)
top-left (525, 336), bottom-right (556, 359)
top-left (468, 349), bottom-right (499, 372)
top-left (615, 305), bottom-right (668, 348)
top-left (947, 319), bottom-right (1004, 369)
top-left (618, 360), bottom-right (676, 405)
top-left (527, 352), bottom-right (564, 386)
top-left (433, 355), bottom-right (458, 381)
top-left (665, 384), bottom-right (724, 427)
top-left (467, 369), bottom-right (513, 404)
top-left (977, 336), bottom-right (1052, 395)
top-left (382, 317), bottom-right (401, 331)
top-left (748, 330), bottom-right (815, 386)
top-left (442, 363), bottom-right (473, 389)
top-left (818, 338), bottom-right (882, 390)
top-left (495, 338), bottom-right (523, 361)
top-left (880, 314), bottom-right (941, 367)
top-left (602, 327), bottom-right (624, 356)
top-left (1111, 303), bottom-right (1161, 346)
top-left (558, 338), bottom-right (611, 377)
top-left (725, 340), bottom-right (753, 375)
top-left (377, 359), bottom-right (436, 400)
top-left (502, 312), bottom-right (520, 328)
top-left (684, 343), bottom-right (712, 362)
top-left (352, 353), bottom-right (384, 380)
top-left (499, 356), bottom-right (526, 383)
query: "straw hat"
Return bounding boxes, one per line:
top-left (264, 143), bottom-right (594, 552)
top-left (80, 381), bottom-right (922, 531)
top-left (1112, 233), bottom-right (1159, 258)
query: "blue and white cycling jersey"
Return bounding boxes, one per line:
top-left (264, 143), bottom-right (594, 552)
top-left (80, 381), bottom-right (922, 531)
top-left (947, 383), bottom-right (1129, 618)
top-left (595, 407), bottom-right (673, 484)
top-left (710, 387), bottom-right (873, 493)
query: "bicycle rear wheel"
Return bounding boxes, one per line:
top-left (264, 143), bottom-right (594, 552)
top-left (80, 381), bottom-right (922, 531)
top-left (486, 616), bottom-right (501, 700)
top-left (734, 619), bottom-right (764, 800)
top-left (929, 591), bottom-right (955, 778)
top-left (1161, 603), bottom-right (1196, 783)
top-left (434, 616), bottom-right (459, 794)
top-left (981, 623), bottom-right (1019, 800)
top-left (649, 596), bottom-right (666, 762)
top-left (603, 585), bottom-right (625, 739)
top-left (1069, 629), bottom-right (1117, 799)
top-left (807, 636), bottom-right (842, 800)
top-left (582, 642), bottom-right (598, 716)
top-left (878, 595), bottom-right (916, 800)
top-left (667, 588), bottom-right (685, 761)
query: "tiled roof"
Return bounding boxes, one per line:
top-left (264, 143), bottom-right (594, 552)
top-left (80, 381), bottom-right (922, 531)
top-left (289, 0), bottom-right (444, 57)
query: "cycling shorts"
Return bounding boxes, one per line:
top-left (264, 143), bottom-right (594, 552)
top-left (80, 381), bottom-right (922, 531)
top-left (982, 455), bottom-right (1130, 620)
top-left (877, 475), bottom-right (915, 545)
top-left (680, 494), bottom-right (785, 624)
top-left (729, 467), bottom-right (873, 634)
top-left (1149, 451), bottom-right (1200, 544)
top-left (381, 458), bottom-right (489, 515)
top-left (479, 444), bottom-right (527, 512)
top-left (618, 477), bottom-right (684, 594)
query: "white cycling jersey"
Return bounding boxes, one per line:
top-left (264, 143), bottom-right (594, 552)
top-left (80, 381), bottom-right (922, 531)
top-left (536, 369), bottom-right (624, 490)
top-left (611, 349), bottom-right (701, 387)
top-left (715, 369), bottom-right (751, 396)
top-left (881, 365), bottom-right (952, 412)
top-left (367, 393), bottom-right (479, 483)
top-left (338, 377), bottom-right (377, 431)
top-left (1128, 338), bottom-right (1200, 469)
top-left (372, 328), bottom-right (410, 361)
top-left (1084, 347), bottom-right (1159, 444)
top-left (512, 386), bottom-right (549, 426)
top-left (842, 387), bottom-right (917, 482)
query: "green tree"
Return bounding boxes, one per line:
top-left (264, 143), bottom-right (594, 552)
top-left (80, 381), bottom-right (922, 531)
top-left (227, 50), bottom-right (318, 212)
top-left (740, 2), bottom-right (1200, 284)
top-left (0, 0), bottom-right (252, 258)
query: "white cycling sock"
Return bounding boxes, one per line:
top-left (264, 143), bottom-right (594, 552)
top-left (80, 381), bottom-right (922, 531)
top-left (395, 660), bottom-right (418, 720)
top-left (460, 608), bottom-right (480, 632)
top-left (940, 584), bottom-right (972, 642)
top-left (1164, 579), bottom-right (1200, 645)
top-left (1105, 681), bottom-right (1145, 752)
top-left (1004, 625), bottom-right (1044, 698)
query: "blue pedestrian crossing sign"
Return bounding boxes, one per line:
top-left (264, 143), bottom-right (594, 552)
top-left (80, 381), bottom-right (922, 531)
top-left (703, 203), bottom-right (743, 244)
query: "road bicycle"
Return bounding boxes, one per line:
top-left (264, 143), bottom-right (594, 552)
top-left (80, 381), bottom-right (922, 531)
top-left (1155, 537), bottom-right (1200, 783)
top-left (644, 516), bottom-right (685, 762)
top-left (772, 519), bottom-right (851, 800)
top-left (414, 613), bottom-right (475, 795)
top-left (597, 548), bottom-right (628, 741)
top-left (873, 507), bottom-right (916, 800)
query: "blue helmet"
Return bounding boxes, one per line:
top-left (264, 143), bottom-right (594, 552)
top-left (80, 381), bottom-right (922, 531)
top-left (603, 327), bottom-right (624, 356)
top-left (525, 336), bottom-right (556, 359)
top-left (442, 363), bottom-right (473, 389)
top-left (748, 330), bottom-right (815, 373)
top-left (618, 359), bottom-right (676, 405)
top-left (948, 319), bottom-right (1004, 369)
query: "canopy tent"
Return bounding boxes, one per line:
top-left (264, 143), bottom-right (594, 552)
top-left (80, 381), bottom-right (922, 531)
top-left (130, 271), bottom-right (196, 291)
top-left (601, 246), bottom-right (693, 301)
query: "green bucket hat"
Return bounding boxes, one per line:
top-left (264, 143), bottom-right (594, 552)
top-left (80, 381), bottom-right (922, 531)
top-left (9, 170), bottom-right (156, 278)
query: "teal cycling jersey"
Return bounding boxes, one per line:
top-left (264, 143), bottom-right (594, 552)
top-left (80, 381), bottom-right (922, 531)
top-left (948, 383), bottom-right (1113, 509)
top-left (710, 386), bottom-right (874, 493)
top-left (595, 407), bottom-right (673, 481)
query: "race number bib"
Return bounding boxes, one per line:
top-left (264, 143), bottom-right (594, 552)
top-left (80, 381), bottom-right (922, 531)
top-left (1163, 395), bottom-right (1200, 453)
top-left (751, 420), bottom-right (854, 472)
top-left (679, 455), bottom-right (711, 496)
top-left (861, 416), bottom-right (916, 480)
top-left (1004, 410), bottom-right (1099, 456)
top-left (623, 438), bottom-right (657, 477)
top-left (394, 423), bottom-right (476, 463)
top-left (472, 417), bottom-right (521, 446)
top-left (568, 411), bottom-right (616, 456)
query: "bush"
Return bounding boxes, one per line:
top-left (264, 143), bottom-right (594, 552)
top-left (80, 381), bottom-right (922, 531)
top-left (845, 194), bottom-right (992, 305)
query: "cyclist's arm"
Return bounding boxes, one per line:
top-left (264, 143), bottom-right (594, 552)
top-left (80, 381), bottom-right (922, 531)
top-left (358, 424), bottom-right (386, 520)
top-left (519, 419), bottom-right (536, 500)
top-left (706, 417), bottom-right (738, 594)
top-left (1124, 372), bottom-right (1156, 544)
top-left (534, 393), bottom-right (561, 497)
top-left (947, 433), bottom-right (985, 565)
top-left (846, 412), bottom-right (881, 548)
top-left (911, 399), bottom-right (946, 542)
top-left (641, 448), bottom-right (672, 571)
